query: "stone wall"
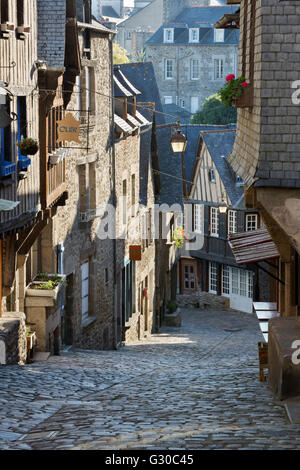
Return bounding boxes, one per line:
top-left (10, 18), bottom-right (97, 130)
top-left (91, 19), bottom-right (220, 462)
top-left (146, 43), bottom-right (238, 113)
top-left (176, 290), bottom-right (230, 310)
top-left (0, 313), bottom-right (27, 365)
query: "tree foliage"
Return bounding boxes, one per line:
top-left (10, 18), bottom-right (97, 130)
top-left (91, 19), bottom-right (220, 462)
top-left (113, 41), bottom-right (130, 64)
top-left (191, 94), bottom-right (237, 125)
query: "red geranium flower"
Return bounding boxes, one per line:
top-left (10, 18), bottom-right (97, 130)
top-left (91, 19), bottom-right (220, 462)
top-left (226, 74), bottom-right (235, 82)
top-left (242, 82), bottom-right (249, 87)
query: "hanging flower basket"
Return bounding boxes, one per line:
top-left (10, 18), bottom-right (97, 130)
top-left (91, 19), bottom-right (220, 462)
top-left (218, 74), bottom-right (251, 108)
top-left (17, 138), bottom-right (39, 156)
top-left (172, 226), bottom-right (185, 249)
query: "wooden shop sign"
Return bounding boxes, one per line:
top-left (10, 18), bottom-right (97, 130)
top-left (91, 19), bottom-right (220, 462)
top-left (129, 245), bottom-right (142, 261)
top-left (56, 113), bottom-right (81, 144)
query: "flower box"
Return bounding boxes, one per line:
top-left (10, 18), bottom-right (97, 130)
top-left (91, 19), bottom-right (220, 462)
top-left (232, 84), bottom-right (254, 108)
top-left (26, 274), bottom-right (66, 304)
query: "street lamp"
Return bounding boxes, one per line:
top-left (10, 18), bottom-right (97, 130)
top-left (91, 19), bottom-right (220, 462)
top-left (170, 122), bottom-right (187, 154)
top-left (218, 199), bottom-right (228, 214)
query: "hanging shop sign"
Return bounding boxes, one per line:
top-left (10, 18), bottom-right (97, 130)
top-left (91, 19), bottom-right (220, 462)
top-left (56, 113), bottom-right (81, 144)
top-left (129, 245), bottom-right (142, 261)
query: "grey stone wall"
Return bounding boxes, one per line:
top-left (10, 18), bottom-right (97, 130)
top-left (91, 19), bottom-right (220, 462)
top-left (177, 291), bottom-right (230, 310)
top-left (0, 313), bottom-right (27, 365)
top-left (146, 43), bottom-right (238, 113)
top-left (37, 0), bottom-right (66, 69)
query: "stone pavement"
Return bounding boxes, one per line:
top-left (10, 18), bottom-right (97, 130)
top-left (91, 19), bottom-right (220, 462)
top-left (1, 307), bottom-right (300, 450)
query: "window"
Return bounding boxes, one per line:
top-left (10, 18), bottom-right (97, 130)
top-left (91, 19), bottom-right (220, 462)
top-left (127, 31), bottom-right (132, 39)
top-left (214, 29), bottom-right (225, 43)
top-left (17, 0), bottom-right (24, 26)
top-left (228, 210), bottom-right (237, 235)
top-left (240, 270), bottom-right (247, 297)
top-left (214, 59), bottom-right (224, 79)
top-left (232, 267), bottom-right (239, 295)
top-left (222, 265), bottom-right (230, 295)
top-left (248, 271), bottom-right (253, 299)
top-left (87, 67), bottom-right (95, 115)
top-left (81, 261), bottom-right (89, 323)
top-left (179, 99), bottom-right (185, 108)
top-left (131, 174), bottom-right (135, 217)
top-left (210, 207), bottom-right (219, 237)
top-left (0, 97), bottom-right (15, 177)
top-left (17, 96), bottom-right (31, 170)
top-left (190, 59), bottom-right (199, 80)
top-left (209, 262), bottom-right (218, 293)
top-left (122, 179), bottom-right (127, 225)
top-left (164, 28), bottom-right (174, 43)
top-left (0, 1), bottom-right (8, 24)
top-left (189, 28), bottom-right (199, 43)
top-left (191, 96), bottom-right (199, 114)
top-left (209, 168), bottom-right (216, 183)
top-left (165, 59), bottom-right (174, 79)
top-left (164, 96), bottom-right (172, 104)
top-left (246, 214), bottom-right (258, 231)
top-left (194, 204), bottom-right (202, 233)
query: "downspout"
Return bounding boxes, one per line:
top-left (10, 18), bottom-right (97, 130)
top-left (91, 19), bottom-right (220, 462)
top-left (109, 33), bottom-right (119, 350)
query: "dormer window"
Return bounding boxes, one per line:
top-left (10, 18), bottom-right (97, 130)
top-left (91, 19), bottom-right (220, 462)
top-left (189, 28), bottom-right (199, 43)
top-left (164, 28), bottom-right (174, 43)
top-left (236, 175), bottom-right (244, 186)
top-left (214, 29), bottom-right (225, 43)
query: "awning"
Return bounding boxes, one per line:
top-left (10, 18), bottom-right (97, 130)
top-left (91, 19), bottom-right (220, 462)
top-left (229, 229), bottom-right (279, 265)
top-left (135, 110), bottom-right (152, 127)
top-left (0, 199), bottom-right (20, 211)
top-left (114, 114), bottom-right (133, 134)
top-left (127, 113), bottom-right (141, 129)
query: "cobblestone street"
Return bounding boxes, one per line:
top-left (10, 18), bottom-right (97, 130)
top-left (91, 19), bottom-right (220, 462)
top-left (1, 308), bottom-right (300, 450)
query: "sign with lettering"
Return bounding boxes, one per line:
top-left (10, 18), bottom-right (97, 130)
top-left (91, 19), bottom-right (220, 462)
top-left (56, 113), bottom-right (81, 144)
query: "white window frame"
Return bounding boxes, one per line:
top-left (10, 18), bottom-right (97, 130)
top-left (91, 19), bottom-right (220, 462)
top-left (246, 213), bottom-right (258, 232)
top-left (214, 29), bottom-right (225, 43)
top-left (179, 98), bottom-right (185, 108)
top-left (189, 28), bottom-right (199, 43)
top-left (164, 28), bottom-right (174, 43)
top-left (222, 265), bottom-right (230, 296)
top-left (209, 262), bottom-right (218, 294)
top-left (214, 58), bottom-right (224, 80)
top-left (210, 207), bottom-right (219, 238)
top-left (165, 59), bottom-right (174, 80)
top-left (228, 210), bottom-right (237, 235)
top-left (222, 265), bottom-right (253, 299)
top-left (190, 59), bottom-right (200, 80)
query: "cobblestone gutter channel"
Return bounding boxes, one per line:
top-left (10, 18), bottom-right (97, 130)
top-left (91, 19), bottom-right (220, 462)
top-left (0, 308), bottom-right (300, 450)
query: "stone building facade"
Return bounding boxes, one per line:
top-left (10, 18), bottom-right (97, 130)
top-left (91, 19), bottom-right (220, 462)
top-left (145, 0), bottom-right (239, 113)
top-left (223, 0), bottom-right (300, 398)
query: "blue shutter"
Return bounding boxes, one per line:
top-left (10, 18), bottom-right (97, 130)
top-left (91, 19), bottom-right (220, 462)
top-left (0, 116), bottom-right (16, 177)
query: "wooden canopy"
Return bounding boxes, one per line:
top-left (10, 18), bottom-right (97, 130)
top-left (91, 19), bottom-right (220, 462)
top-left (229, 229), bottom-right (279, 265)
top-left (214, 11), bottom-right (240, 29)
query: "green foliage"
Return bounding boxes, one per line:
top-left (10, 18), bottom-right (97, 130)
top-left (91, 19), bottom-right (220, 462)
top-left (17, 138), bottom-right (39, 156)
top-left (113, 41), bottom-right (130, 64)
top-left (218, 76), bottom-right (247, 107)
top-left (167, 301), bottom-right (178, 313)
top-left (172, 226), bottom-right (185, 248)
top-left (191, 94), bottom-right (237, 125)
top-left (35, 273), bottom-right (65, 290)
top-left (130, 49), bottom-right (146, 63)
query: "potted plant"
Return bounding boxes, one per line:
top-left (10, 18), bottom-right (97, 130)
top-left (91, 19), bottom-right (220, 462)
top-left (26, 273), bottom-right (66, 299)
top-left (167, 301), bottom-right (178, 314)
top-left (172, 226), bottom-right (185, 248)
top-left (218, 74), bottom-right (250, 107)
top-left (17, 138), bottom-right (39, 156)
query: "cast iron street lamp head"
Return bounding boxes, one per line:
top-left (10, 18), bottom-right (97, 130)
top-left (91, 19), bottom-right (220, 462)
top-left (170, 122), bottom-right (187, 154)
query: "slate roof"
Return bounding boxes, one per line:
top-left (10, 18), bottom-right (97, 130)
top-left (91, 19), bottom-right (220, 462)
top-left (162, 104), bottom-right (192, 125)
top-left (181, 124), bottom-right (236, 194)
top-left (102, 6), bottom-right (120, 18)
top-left (146, 6), bottom-right (239, 46)
top-left (118, 63), bottom-right (169, 206)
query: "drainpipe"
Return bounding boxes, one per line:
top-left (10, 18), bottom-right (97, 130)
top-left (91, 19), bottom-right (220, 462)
top-left (109, 34), bottom-right (119, 350)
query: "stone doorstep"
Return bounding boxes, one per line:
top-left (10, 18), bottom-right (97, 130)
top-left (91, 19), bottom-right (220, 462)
top-left (33, 352), bottom-right (51, 362)
top-left (284, 396), bottom-right (300, 424)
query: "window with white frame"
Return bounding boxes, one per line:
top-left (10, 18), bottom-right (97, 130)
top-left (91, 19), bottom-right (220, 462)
top-left (189, 28), bottom-right (199, 43)
top-left (231, 267), bottom-right (239, 294)
top-left (190, 59), bottom-right (200, 80)
top-left (194, 204), bottom-right (202, 233)
top-left (164, 28), bottom-right (174, 43)
top-left (246, 213), bottom-right (258, 231)
top-left (210, 207), bottom-right (219, 237)
top-left (240, 270), bottom-right (247, 297)
top-left (228, 210), bottom-right (237, 235)
top-left (179, 98), bottom-right (185, 108)
top-left (165, 59), bottom-right (174, 79)
top-left (81, 261), bottom-right (89, 323)
top-left (209, 262), bottom-right (218, 293)
top-left (222, 265), bottom-right (230, 295)
top-left (214, 58), bottom-right (224, 79)
top-left (214, 29), bottom-right (225, 42)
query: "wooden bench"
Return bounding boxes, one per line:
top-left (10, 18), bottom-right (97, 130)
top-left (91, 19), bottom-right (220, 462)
top-left (253, 303), bottom-right (280, 381)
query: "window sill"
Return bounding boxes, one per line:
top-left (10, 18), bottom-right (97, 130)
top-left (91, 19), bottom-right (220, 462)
top-left (82, 316), bottom-right (96, 329)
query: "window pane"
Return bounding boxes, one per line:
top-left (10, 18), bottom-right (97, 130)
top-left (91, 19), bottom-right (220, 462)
top-left (232, 268), bottom-right (239, 294)
top-left (222, 265), bottom-right (230, 295)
